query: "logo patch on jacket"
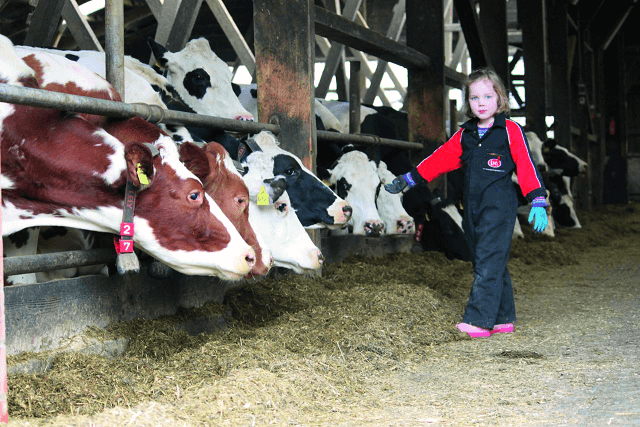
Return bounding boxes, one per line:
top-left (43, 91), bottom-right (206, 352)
top-left (488, 156), bottom-right (502, 168)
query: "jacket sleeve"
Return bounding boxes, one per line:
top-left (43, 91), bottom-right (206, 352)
top-left (408, 128), bottom-right (464, 184)
top-left (505, 120), bottom-right (546, 202)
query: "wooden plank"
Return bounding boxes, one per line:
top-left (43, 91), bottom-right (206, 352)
top-left (315, 0), bottom-right (363, 99)
top-left (23, 0), bottom-right (66, 47)
top-left (349, 61), bottom-right (361, 133)
top-left (154, 0), bottom-right (203, 52)
top-left (61, 0), bottom-right (103, 51)
top-left (253, 0), bottom-right (315, 164)
top-left (314, 6), bottom-right (430, 69)
top-left (406, 0), bottom-right (446, 190)
top-left (453, 0), bottom-right (490, 69)
top-left (204, 0), bottom-right (256, 76)
top-left (518, 0), bottom-right (547, 137)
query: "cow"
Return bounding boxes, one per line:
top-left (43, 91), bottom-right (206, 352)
top-left (320, 149), bottom-right (385, 237)
top-left (1, 35), bottom-right (256, 282)
top-left (374, 161), bottom-right (415, 235)
top-left (19, 37), bottom-right (254, 143)
top-left (241, 151), bottom-right (325, 273)
top-left (9, 46), bottom-right (273, 280)
top-left (178, 141), bottom-right (273, 277)
top-left (221, 131), bottom-right (353, 230)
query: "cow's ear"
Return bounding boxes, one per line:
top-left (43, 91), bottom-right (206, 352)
top-left (316, 165), bottom-right (333, 187)
top-left (179, 142), bottom-right (211, 181)
top-left (125, 142), bottom-right (154, 187)
top-left (148, 37), bottom-right (169, 70)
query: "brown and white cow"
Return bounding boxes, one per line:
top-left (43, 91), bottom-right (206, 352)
top-left (1, 35), bottom-right (256, 281)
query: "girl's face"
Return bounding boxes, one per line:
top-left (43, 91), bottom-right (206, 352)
top-left (469, 78), bottom-right (499, 127)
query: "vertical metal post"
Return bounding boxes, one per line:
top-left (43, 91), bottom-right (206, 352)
top-left (349, 60), bottom-right (361, 134)
top-left (105, 0), bottom-right (125, 98)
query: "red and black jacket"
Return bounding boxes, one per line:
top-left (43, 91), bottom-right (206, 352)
top-left (408, 113), bottom-right (546, 203)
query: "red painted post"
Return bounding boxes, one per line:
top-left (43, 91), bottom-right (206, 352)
top-left (1, 131), bottom-right (8, 423)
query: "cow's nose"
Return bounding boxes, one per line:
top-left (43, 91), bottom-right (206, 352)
top-left (317, 250), bottom-right (325, 265)
top-left (365, 221), bottom-right (385, 237)
top-left (235, 114), bottom-right (254, 122)
top-left (343, 205), bottom-right (353, 219)
top-left (245, 252), bottom-right (256, 269)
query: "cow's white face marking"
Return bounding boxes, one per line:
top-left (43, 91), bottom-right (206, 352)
top-left (375, 161), bottom-right (414, 235)
top-left (161, 38), bottom-right (253, 120)
top-left (327, 150), bottom-right (384, 235)
top-left (94, 129), bottom-right (127, 185)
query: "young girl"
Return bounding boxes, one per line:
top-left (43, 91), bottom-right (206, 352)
top-left (385, 68), bottom-right (548, 338)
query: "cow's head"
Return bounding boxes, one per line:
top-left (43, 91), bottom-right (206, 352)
top-left (243, 151), bottom-right (324, 273)
top-left (324, 150), bottom-right (385, 237)
top-left (375, 161), bottom-right (415, 235)
top-left (248, 131), bottom-right (352, 229)
top-left (149, 37), bottom-right (254, 121)
top-left (543, 138), bottom-right (588, 177)
top-left (126, 139), bottom-right (257, 279)
top-left (179, 141), bottom-right (272, 277)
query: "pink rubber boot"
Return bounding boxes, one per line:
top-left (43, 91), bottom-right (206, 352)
top-left (456, 323), bottom-right (491, 338)
top-left (490, 323), bottom-right (514, 334)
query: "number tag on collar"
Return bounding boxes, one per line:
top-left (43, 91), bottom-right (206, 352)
top-left (257, 185), bottom-right (269, 206)
top-left (137, 163), bottom-right (149, 185)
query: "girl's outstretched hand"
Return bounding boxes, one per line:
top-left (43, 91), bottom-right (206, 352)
top-left (528, 206), bottom-right (548, 233)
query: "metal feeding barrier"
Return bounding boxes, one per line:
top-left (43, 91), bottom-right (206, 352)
top-left (0, 82), bottom-right (421, 277)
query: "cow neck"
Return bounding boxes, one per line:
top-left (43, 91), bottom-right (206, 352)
top-left (115, 143), bottom-right (158, 255)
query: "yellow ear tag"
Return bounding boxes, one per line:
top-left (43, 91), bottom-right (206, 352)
top-left (137, 163), bottom-right (149, 185)
top-left (257, 185), bottom-right (269, 206)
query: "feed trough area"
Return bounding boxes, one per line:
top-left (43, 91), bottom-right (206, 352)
top-left (6, 202), bottom-right (640, 426)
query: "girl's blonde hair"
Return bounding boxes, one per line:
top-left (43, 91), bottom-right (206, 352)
top-left (461, 68), bottom-right (510, 118)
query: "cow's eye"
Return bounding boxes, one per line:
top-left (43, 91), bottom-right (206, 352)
top-left (285, 168), bottom-right (297, 176)
top-left (188, 191), bottom-right (202, 203)
top-left (236, 196), bottom-right (247, 211)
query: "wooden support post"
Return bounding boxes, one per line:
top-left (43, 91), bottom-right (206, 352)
top-left (253, 0), bottom-right (319, 247)
top-left (406, 0), bottom-right (446, 191)
top-left (453, 0), bottom-right (490, 69)
top-left (547, 0), bottom-right (571, 145)
top-left (23, 0), bottom-right (66, 47)
top-left (349, 61), bottom-right (361, 134)
top-left (154, 0), bottom-right (203, 52)
top-left (518, 0), bottom-right (547, 138)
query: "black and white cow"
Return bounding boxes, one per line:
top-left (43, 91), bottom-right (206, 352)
top-left (222, 131), bottom-right (353, 230)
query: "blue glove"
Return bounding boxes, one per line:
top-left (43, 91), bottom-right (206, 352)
top-left (528, 207), bottom-right (548, 233)
top-left (385, 172), bottom-right (415, 194)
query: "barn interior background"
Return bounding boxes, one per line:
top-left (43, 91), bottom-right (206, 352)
top-left (1, 0), bottom-right (639, 386)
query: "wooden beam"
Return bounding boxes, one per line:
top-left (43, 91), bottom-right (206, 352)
top-left (479, 0), bottom-right (508, 91)
top-left (314, 6), bottom-right (430, 69)
top-left (547, 0), bottom-right (571, 146)
top-left (154, 0), bottom-right (203, 52)
top-left (362, 0), bottom-right (405, 105)
top-left (453, 0), bottom-right (490, 69)
top-left (315, 0), bottom-right (363, 99)
top-left (406, 0), bottom-right (446, 189)
top-left (23, 0), bottom-right (66, 47)
top-left (519, 0), bottom-right (547, 137)
top-left (61, 0), bottom-right (103, 51)
top-left (204, 0), bottom-right (256, 76)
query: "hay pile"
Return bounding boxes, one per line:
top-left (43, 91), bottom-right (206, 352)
top-left (6, 201), bottom-right (639, 423)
